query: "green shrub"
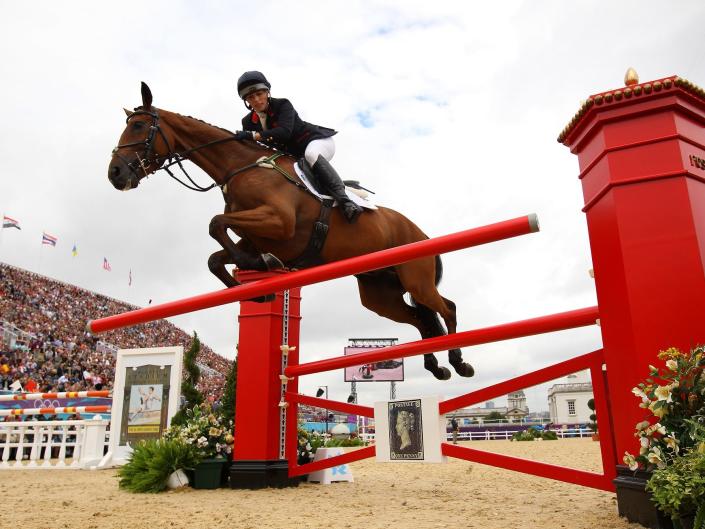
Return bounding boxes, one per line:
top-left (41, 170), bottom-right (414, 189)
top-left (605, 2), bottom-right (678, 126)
top-left (541, 430), bottom-right (558, 440)
top-left (646, 446), bottom-right (705, 528)
top-left (325, 437), bottom-right (365, 448)
top-left (118, 438), bottom-right (199, 493)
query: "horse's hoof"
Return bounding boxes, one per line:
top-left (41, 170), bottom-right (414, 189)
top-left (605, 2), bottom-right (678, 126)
top-left (431, 367), bottom-right (451, 381)
top-left (246, 294), bottom-right (276, 303)
top-left (451, 362), bottom-right (475, 378)
top-left (261, 253), bottom-right (285, 270)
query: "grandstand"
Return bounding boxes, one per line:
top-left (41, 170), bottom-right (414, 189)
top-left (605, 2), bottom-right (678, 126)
top-left (0, 263), bottom-right (231, 403)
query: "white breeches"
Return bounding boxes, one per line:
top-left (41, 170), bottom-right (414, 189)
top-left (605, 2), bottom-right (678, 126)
top-left (304, 137), bottom-right (336, 166)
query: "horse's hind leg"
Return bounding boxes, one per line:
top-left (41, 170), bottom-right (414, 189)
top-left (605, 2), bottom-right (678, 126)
top-left (356, 272), bottom-right (451, 381)
top-left (438, 296), bottom-right (474, 377)
top-left (398, 259), bottom-right (474, 378)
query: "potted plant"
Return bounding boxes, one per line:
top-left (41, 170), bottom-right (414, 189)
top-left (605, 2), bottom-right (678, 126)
top-left (620, 346), bottom-right (705, 528)
top-left (646, 444), bottom-right (705, 529)
top-left (587, 398), bottom-right (599, 441)
top-left (164, 403), bottom-right (234, 489)
top-left (118, 438), bottom-right (199, 493)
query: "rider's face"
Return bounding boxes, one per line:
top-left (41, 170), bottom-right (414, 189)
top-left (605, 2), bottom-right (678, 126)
top-left (245, 89), bottom-right (269, 112)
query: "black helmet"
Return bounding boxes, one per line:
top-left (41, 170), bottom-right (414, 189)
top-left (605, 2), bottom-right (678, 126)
top-left (237, 71), bottom-right (271, 99)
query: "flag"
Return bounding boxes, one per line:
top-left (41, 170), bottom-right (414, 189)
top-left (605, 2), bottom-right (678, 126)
top-left (42, 232), bottom-right (57, 246)
top-left (2, 216), bottom-right (20, 230)
top-left (128, 269), bottom-right (132, 286)
top-left (103, 257), bottom-right (111, 271)
top-left (71, 243), bottom-right (78, 257)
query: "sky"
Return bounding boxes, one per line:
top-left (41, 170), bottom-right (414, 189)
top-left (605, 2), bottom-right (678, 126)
top-left (1, 1), bottom-right (703, 413)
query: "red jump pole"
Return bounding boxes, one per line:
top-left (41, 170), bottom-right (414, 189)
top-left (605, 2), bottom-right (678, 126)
top-left (87, 214), bottom-right (539, 334)
top-left (560, 74), bottom-right (705, 524)
top-left (285, 306), bottom-right (599, 378)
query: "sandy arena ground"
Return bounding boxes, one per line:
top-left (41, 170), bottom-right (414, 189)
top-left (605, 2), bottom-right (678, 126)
top-left (1, 438), bottom-right (643, 529)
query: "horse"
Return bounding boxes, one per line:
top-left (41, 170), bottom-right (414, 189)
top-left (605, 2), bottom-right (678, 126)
top-left (107, 82), bottom-right (474, 381)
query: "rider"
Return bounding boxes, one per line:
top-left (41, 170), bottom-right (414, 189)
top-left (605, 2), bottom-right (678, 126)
top-left (236, 70), bottom-right (363, 223)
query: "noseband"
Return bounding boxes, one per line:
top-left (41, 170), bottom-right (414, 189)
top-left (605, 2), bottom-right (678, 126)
top-left (113, 109), bottom-right (172, 179)
top-left (113, 108), bottom-right (224, 192)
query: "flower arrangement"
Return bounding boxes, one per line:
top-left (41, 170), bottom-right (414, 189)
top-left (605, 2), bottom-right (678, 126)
top-left (623, 346), bottom-right (705, 472)
top-left (297, 427), bottom-right (325, 464)
top-left (165, 403), bottom-right (234, 460)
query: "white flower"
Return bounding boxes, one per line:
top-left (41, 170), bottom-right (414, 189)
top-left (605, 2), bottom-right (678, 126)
top-left (665, 359), bottom-right (678, 371)
top-left (197, 436), bottom-right (208, 448)
top-left (664, 434), bottom-right (680, 454)
top-left (654, 384), bottom-right (673, 403)
top-left (647, 448), bottom-right (666, 469)
top-left (632, 387), bottom-right (648, 399)
top-left (623, 452), bottom-right (639, 471)
top-left (640, 436), bottom-right (650, 448)
top-left (636, 421), bottom-right (651, 431)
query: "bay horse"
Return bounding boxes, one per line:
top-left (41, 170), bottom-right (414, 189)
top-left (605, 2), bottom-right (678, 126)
top-left (107, 82), bottom-right (474, 380)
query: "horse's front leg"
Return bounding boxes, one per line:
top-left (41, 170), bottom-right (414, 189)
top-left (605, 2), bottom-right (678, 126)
top-left (209, 205), bottom-right (295, 271)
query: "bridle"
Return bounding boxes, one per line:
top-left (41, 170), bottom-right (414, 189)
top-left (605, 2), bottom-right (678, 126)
top-left (113, 107), bottom-right (248, 192)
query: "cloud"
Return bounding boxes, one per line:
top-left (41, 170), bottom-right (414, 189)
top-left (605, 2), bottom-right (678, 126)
top-left (1, 1), bottom-right (703, 414)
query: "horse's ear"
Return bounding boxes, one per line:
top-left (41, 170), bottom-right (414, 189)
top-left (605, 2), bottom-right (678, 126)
top-left (141, 81), bottom-right (153, 109)
top-left (123, 108), bottom-right (133, 117)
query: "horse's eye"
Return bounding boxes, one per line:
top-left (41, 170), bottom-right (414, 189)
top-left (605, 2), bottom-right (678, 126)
top-left (132, 122), bottom-right (146, 130)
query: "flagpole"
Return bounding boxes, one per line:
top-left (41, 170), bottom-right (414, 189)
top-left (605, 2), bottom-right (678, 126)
top-left (0, 212), bottom-right (4, 263)
top-left (38, 237), bottom-right (44, 275)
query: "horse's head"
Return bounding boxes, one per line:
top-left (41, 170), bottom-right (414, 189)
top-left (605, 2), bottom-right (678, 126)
top-left (108, 82), bottom-right (172, 191)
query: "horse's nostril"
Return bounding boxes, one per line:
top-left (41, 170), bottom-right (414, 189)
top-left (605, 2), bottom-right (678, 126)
top-left (111, 166), bottom-right (120, 178)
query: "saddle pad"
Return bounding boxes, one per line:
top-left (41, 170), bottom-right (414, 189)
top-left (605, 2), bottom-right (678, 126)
top-left (293, 163), bottom-right (378, 210)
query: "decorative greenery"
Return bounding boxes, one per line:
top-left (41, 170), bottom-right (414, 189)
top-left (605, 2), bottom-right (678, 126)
top-left (164, 403), bottom-right (234, 460)
top-left (623, 346), bottom-right (705, 472)
top-left (219, 359), bottom-right (237, 426)
top-left (297, 427), bottom-right (325, 464)
top-left (171, 333), bottom-right (204, 426)
top-left (511, 427), bottom-right (557, 441)
top-left (646, 445), bottom-right (705, 528)
top-left (587, 398), bottom-right (598, 433)
top-left (325, 437), bottom-right (366, 448)
top-left (117, 438), bottom-right (199, 493)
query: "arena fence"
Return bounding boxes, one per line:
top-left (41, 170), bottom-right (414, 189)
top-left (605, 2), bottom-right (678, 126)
top-left (0, 416), bottom-right (110, 469)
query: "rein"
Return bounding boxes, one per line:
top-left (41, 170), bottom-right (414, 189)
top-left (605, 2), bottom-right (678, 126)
top-left (114, 108), bottom-right (309, 195)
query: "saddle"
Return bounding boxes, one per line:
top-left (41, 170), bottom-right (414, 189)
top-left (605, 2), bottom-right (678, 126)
top-left (295, 158), bottom-right (377, 204)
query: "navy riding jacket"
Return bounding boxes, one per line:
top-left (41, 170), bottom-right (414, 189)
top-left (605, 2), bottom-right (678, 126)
top-left (241, 97), bottom-right (336, 157)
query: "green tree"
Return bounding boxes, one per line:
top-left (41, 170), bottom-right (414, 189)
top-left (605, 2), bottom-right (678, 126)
top-left (220, 359), bottom-right (237, 426)
top-left (587, 398), bottom-right (598, 432)
top-left (171, 333), bottom-right (204, 426)
top-left (485, 411), bottom-right (506, 422)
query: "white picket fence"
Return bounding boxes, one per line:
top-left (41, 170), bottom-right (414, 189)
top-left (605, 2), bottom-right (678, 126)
top-left (0, 416), bottom-right (110, 469)
top-left (359, 428), bottom-right (592, 444)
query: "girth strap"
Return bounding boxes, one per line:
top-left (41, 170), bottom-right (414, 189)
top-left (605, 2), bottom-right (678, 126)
top-left (286, 201), bottom-right (333, 270)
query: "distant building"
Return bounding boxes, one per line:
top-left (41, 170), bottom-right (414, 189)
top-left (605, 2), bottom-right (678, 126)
top-left (449, 392), bottom-right (529, 425)
top-left (547, 370), bottom-right (594, 424)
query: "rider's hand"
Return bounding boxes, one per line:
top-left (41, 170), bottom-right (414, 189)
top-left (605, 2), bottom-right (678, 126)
top-left (234, 130), bottom-right (255, 141)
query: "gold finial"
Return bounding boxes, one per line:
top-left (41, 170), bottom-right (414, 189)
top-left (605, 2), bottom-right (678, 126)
top-left (624, 67), bottom-right (639, 86)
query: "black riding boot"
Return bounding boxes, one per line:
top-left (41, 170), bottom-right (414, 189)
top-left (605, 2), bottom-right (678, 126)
top-left (312, 155), bottom-right (363, 223)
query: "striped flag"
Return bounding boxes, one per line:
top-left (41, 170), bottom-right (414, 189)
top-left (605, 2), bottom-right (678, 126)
top-left (103, 257), bottom-right (111, 271)
top-left (71, 243), bottom-right (78, 257)
top-left (41, 232), bottom-right (58, 246)
top-left (2, 216), bottom-right (20, 230)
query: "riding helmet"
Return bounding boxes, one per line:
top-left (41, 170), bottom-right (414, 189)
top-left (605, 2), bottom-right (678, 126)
top-left (237, 71), bottom-right (271, 99)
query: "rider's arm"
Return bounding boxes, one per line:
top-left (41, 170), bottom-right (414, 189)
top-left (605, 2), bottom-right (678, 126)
top-left (256, 98), bottom-right (296, 144)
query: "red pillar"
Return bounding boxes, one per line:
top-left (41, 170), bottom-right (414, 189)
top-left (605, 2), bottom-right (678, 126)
top-left (561, 76), bottom-right (705, 459)
top-left (229, 270), bottom-right (301, 488)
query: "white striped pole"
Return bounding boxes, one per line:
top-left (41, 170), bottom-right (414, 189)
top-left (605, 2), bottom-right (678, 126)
top-left (0, 405), bottom-right (110, 417)
top-left (0, 390), bottom-right (110, 402)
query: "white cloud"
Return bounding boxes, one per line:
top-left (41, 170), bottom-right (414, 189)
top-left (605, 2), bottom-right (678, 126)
top-left (1, 0), bottom-right (703, 412)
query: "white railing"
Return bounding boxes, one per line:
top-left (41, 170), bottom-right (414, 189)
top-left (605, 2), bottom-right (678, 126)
top-left (358, 428), bottom-right (593, 444)
top-left (0, 416), bottom-right (110, 469)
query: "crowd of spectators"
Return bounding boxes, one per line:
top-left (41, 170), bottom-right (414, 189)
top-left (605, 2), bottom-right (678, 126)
top-left (0, 263), bottom-right (231, 402)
